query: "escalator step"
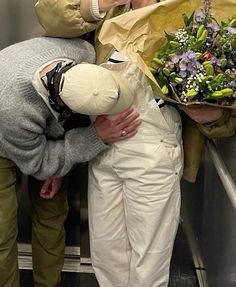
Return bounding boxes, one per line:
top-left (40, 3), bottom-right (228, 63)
top-left (169, 274), bottom-right (199, 287)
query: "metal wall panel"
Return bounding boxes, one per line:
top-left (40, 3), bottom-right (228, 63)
top-left (201, 138), bottom-right (236, 287)
top-left (0, 0), bottom-right (43, 50)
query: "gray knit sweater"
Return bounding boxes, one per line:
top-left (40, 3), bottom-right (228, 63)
top-left (0, 37), bottom-right (107, 180)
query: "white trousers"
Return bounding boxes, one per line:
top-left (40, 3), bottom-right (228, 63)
top-left (88, 62), bottom-right (183, 287)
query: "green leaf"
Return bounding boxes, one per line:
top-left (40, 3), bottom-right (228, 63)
top-left (220, 58), bottom-right (227, 68)
top-left (170, 72), bottom-right (177, 78)
top-left (161, 85), bottom-right (169, 95)
top-left (211, 91), bottom-right (224, 98)
top-left (174, 77), bottom-right (184, 84)
top-left (157, 72), bottom-right (169, 85)
top-left (148, 66), bottom-right (157, 74)
top-left (198, 30), bottom-right (208, 42)
top-left (164, 31), bottom-right (175, 41)
top-left (221, 88), bottom-right (234, 96)
top-left (190, 40), bottom-right (204, 51)
top-left (197, 24), bottom-right (205, 39)
top-left (213, 73), bottom-right (224, 83)
top-left (229, 19), bottom-right (236, 26)
top-left (232, 40), bottom-right (236, 49)
top-left (163, 67), bottom-right (170, 76)
top-left (195, 52), bottom-right (202, 59)
top-left (182, 11), bottom-right (195, 27)
top-left (203, 61), bottom-right (212, 67)
top-left (186, 89), bottom-right (198, 99)
top-left (152, 57), bottom-right (164, 66)
top-left (170, 41), bottom-right (181, 48)
top-left (205, 64), bottom-right (214, 76)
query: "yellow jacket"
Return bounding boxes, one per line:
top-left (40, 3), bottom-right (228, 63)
top-left (35, 0), bottom-right (236, 182)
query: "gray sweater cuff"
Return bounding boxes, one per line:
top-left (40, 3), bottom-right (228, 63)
top-left (67, 124), bottom-right (108, 163)
top-left (84, 124), bottom-right (108, 152)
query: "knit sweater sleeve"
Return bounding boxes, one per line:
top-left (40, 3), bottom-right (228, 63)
top-left (0, 106), bottom-right (107, 180)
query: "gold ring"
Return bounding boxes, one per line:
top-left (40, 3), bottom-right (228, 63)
top-left (121, 130), bottom-right (127, 136)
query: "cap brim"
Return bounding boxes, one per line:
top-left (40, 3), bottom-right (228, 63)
top-left (108, 71), bottom-right (135, 115)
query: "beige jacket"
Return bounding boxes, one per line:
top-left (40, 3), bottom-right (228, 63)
top-left (35, 0), bottom-right (236, 182)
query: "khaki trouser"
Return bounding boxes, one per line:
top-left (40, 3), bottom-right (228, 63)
top-left (0, 157), bottom-right (68, 287)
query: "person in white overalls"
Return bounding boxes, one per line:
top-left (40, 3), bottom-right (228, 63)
top-left (59, 61), bottom-right (183, 287)
top-left (88, 62), bottom-right (183, 287)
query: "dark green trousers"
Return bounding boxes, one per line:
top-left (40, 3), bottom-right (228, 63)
top-left (0, 157), bottom-right (68, 287)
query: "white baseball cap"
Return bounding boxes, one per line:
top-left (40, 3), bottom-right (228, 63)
top-left (59, 63), bottom-right (135, 115)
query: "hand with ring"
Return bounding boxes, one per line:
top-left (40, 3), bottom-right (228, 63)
top-left (94, 107), bottom-right (140, 144)
top-left (121, 130), bottom-right (127, 137)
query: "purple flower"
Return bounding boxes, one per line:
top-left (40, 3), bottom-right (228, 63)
top-left (179, 63), bottom-right (187, 71)
top-left (179, 71), bottom-right (187, 78)
top-left (228, 59), bottom-right (234, 66)
top-left (196, 12), bottom-right (205, 22)
top-left (171, 55), bottom-right (180, 64)
top-left (204, 0), bottom-right (212, 8)
top-left (216, 59), bottom-right (222, 67)
top-left (210, 56), bottom-right (218, 64)
top-left (206, 23), bottom-right (220, 32)
top-left (187, 65), bottom-right (197, 75)
top-left (182, 51), bottom-right (197, 62)
top-left (228, 27), bottom-right (236, 35)
top-left (229, 81), bottom-right (236, 88)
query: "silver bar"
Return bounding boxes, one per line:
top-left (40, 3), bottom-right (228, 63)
top-left (18, 254), bottom-right (94, 273)
top-left (18, 244), bottom-right (80, 257)
top-left (181, 206), bottom-right (209, 287)
top-left (18, 243), bottom-right (94, 273)
top-left (206, 139), bottom-right (236, 211)
top-left (80, 257), bottom-right (92, 265)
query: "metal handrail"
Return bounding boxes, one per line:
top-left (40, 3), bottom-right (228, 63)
top-left (206, 139), bottom-right (236, 211)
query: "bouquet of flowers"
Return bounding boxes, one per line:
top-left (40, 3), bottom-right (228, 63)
top-left (99, 0), bottom-right (236, 108)
top-left (149, 0), bottom-right (236, 106)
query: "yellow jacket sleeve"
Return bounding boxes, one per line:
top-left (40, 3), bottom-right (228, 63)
top-left (35, 0), bottom-right (99, 37)
top-left (198, 109), bottom-right (236, 139)
top-left (182, 118), bottom-right (205, 183)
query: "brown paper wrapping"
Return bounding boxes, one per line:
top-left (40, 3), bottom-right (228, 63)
top-left (99, 0), bottom-right (236, 108)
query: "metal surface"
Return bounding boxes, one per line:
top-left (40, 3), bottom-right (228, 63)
top-left (0, 0), bottom-right (43, 50)
top-left (180, 162), bottom-right (208, 287)
top-left (206, 140), bottom-right (236, 211)
top-left (18, 243), bottom-right (94, 273)
top-left (181, 200), bottom-right (208, 287)
top-left (201, 137), bottom-right (236, 287)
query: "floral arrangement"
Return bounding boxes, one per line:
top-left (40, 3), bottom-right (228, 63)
top-left (149, 0), bottom-right (236, 106)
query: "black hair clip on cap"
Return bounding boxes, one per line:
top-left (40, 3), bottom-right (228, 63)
top-left (45, 59), bottom-right (77, 121)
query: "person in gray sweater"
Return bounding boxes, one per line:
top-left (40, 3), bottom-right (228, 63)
top-left (0, 36), bottom-right (139, 287)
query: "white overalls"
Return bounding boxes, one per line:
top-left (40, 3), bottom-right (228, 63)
top-left (88, 62), bottom-right (183, 287)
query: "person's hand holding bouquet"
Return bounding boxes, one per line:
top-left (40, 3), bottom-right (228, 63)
top-left (179, 104), bottom-right (223, 124)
